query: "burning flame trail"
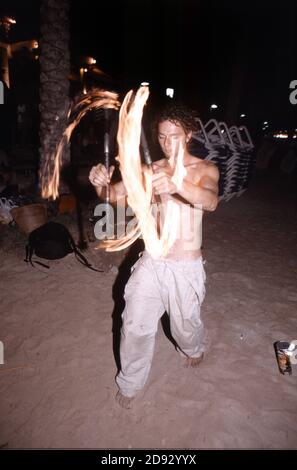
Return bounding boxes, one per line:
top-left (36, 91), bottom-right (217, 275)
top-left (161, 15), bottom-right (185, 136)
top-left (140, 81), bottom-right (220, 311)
top-left (42, 86), bottom-right (186, 259)
top-left (41, 89), bottom-right (120, 200)
top-left (103, 86), bottom-right (186, 259)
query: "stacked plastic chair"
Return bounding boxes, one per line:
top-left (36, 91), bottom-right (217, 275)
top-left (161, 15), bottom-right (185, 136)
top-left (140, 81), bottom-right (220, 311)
top-left (190, 119), bottom-right (255, 201)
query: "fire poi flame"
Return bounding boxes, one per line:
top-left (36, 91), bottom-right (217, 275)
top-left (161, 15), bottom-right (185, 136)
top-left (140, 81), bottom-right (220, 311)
top-left (41, 89), bottom-right (120, 200)
top-left (42, 86), bottom-right (187, 259)
top-left (102, 85), bottom-right (187, 259)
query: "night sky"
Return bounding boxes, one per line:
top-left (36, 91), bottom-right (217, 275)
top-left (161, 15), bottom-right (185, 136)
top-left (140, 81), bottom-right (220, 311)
top-left (1, 0), bottom-right (297, 133)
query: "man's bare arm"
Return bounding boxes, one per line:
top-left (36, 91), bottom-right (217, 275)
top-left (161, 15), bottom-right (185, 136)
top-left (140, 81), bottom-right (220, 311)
top-left (177, 163), bottom-right (219, 211)
top-left (92, 162), bottom-right (152, 204)
top-left (89, 163), bottom-right (127, 204)
top-left (151, 161), bottom-right (219, 211)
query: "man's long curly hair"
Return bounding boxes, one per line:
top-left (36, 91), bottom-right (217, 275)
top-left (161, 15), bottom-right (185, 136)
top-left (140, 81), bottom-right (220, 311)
top-left (152, 102), bottom-right (199, 142)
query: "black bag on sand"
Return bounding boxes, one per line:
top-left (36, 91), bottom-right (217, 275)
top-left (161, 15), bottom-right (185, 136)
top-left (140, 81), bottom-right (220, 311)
top-left (25, 221), bottom-right (102, 272)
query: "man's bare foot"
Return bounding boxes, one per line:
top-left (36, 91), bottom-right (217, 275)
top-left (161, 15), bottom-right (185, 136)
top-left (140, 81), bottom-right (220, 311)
top-left (115, 391), bottom-right (134, 409)
top-left (184, 353), bottom-right (204, 368)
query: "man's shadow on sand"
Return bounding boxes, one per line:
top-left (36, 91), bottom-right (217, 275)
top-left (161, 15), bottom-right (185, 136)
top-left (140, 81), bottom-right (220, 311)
top-left (111, 239), bottom-right (178, 371)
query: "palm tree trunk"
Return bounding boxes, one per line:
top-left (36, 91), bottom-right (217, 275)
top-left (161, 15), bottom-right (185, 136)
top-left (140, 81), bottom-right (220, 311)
top-left (39, 0), bottom-right (70, 194)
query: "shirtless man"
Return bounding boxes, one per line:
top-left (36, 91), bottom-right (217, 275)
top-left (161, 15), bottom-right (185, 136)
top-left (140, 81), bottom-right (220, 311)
top-left (89, 103), bottom-right (219, 409)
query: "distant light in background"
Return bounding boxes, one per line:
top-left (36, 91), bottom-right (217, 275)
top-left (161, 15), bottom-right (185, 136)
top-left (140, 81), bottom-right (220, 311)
top-left (210, 104), bottom-right (218, 109)
top-left (262, 120), bottom-right (269, 132)
top-left (79, 67), bottom-right (87, 94)
top-left (0, 15), bottom-right (17, 88)
top-left (240, 113), bottom-right (246, 118)
top-left (166, 88), bottom-right (174, 98)
top-left (83, 56), bottom-right (96, 65)
top-left (7, 17), bottom-right (16, 24)
top-left (273, 131), bottom-right (288, 139)
top-left (79, 57), bottom-right (97, 94)
top-left (140, 82), bottom-right (150, 87)
top-left (0, 16), bottom-right (16, 30)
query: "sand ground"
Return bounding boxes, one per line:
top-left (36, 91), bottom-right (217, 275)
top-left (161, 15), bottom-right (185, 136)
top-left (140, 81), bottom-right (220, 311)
top-left (0, 169), bottom-right (297, 449)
